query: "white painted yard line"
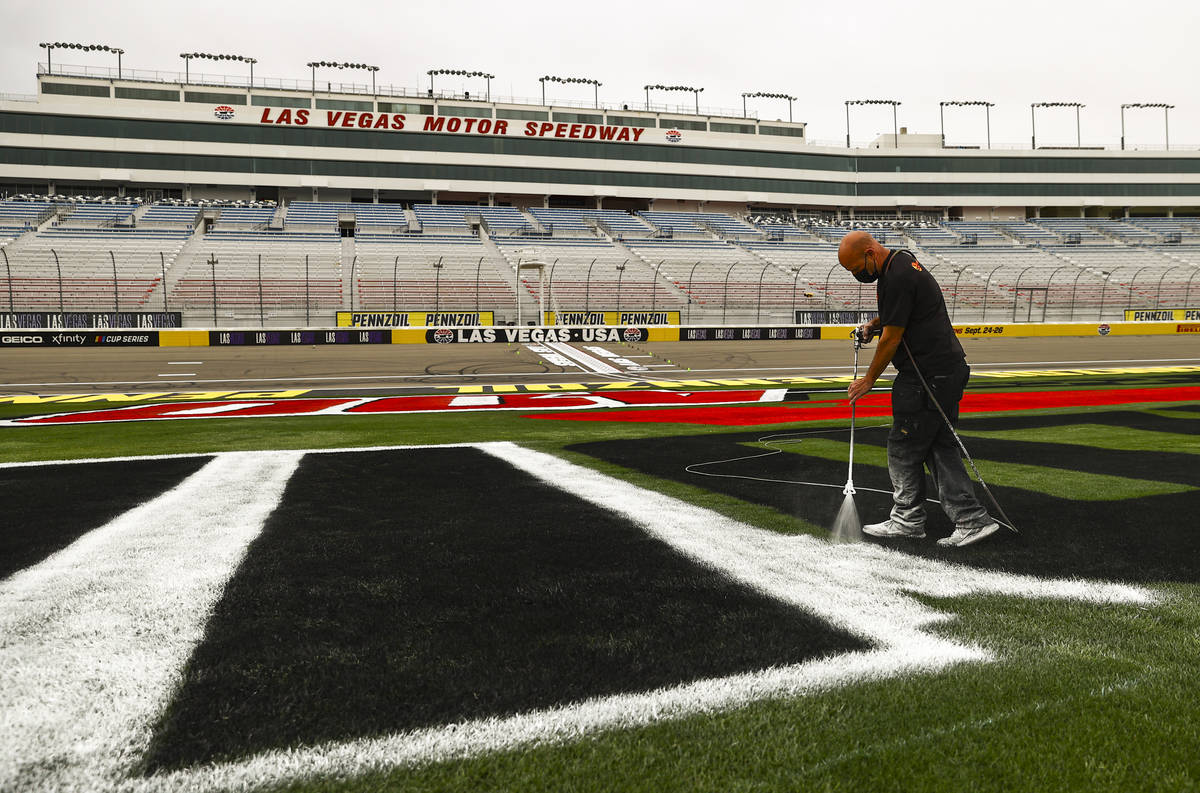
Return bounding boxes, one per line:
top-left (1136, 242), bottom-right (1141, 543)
top-left (544, 342), bottom-right (623, 374)
top-left (121, 443), bottom-right (1154, 793)
top-left (0, 451), bottom-right (304, 793)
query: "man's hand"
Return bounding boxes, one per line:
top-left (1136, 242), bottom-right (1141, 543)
top-left (848, 375), bottom-right (875, 404)
top-left (855, 321), bottom-right (878, 346)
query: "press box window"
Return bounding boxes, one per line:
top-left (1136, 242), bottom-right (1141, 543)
top-left (316, 99), bottom-right (373, 112)
top-left (254, 95), bottom-right (313, 108)
top-left (607, 115), bottom-right (655, 128)
top-left (379, 102), bottom-right (433, 114)
top-left (552, 112), bottom-right (602, 124)
top-left (710, 122), bottom-right (757, 135)
top-left (760, 125), bottom-right (805, 138)
top-left (660, 118), bottom-right (708, 131)
top-left (437, 105), bottom-right (493, 118)
top-left (497, 108), bottom-right (548, 121)
top-left (116, 87), bottom-right (180, 102)
top-left (184, 91), bottom-right (246, 105)
top-left (42, 82), bottom-right (110, 98)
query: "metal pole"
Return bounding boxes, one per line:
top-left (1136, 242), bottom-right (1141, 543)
top-left (845, 102), bottom-right (851, 148)
top-left (305, 254), bottom-right (311, 325)
top-left (650, 261), bottom-right (658, 310)
top-left (791, 270), bottom-right (798, 320)
top-left (1098, 272), bottom-right (1110, 321)
top-left (51, 249), bottom-right (64, 321)
top-left (541, 80), bottom-right (545, 106)
top-left (393, 255), bottom-right (398, 312)
top-left (756, 263), bottom-right (768, 322)
top-left (349, 255), bottom-right (357, 312)
top-left (250, 61), bottom-right (254, 88)
top-left (939, 103), bottom-right (945, 148)
top-left (47, 47), bottom-right (52, 75)
top-left (788, 98), bottom-right (793, 123)
top-left (1076, 105), bottom-right (1081, 148)
top-left (951, 268), bottom-right (965, 320)
top-left (694, 90), bottom-right (699, 114)
top-left (616, 264), bottom-right (625, 312)
top-left (434, 259), bottom-right (442, 312)
top-left (985, 104), bottom-right (991, 150)
top-left (257, 253), bottom-right (264, 327)
top-left (486, 76), bottom-right (490, 103)
top-left (722, 262), bottom-right (736, 323)
top-left (1120, 105), bottom-right (1126, 151)
top-left (1031, 105), bottom-right (1036, 150)
top-left (981, 268), bottom-right (996, 321)
top-left (159, 252), bottom-right (168, 314)
top-left (584, 259), bottom-right (596, 312)
top-left (893, 102), bottom-right (898, 148)
top-left (687, 261), bottom-right (700, 324)
top-left (117, 51), bottom-right (122, 80)
top-left (209, 254), bottom-right (217, 325)
top-left (2, 249), bottom-right (14, 317)
top-left (1069, 268), bottom-right (1085, 321)
top-left (184, 57), bottom-right (189, 84)
top-left (1154, 266), bottom-right (1176, 308)
top-left (593, 83), bottom-right (598, 109)
top-left (547, 259), bottom-right (558, 320)
top-left (644, 87), bottom-right (649, 111)
top-left (743, 95), bottom-right (747, 118)
top-left (475, 256), bottom-right (483, 314)
top-left (1165, 106), bottom-right (1170, 150)
top-left (1184, 268), bottom-right (1200, 307)
top-left (110, 250), bottom-right (119, 314)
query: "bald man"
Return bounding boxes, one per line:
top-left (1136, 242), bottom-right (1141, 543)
top-left (837, 231), bottom-right (1000, 548)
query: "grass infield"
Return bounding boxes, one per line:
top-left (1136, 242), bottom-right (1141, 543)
top-left (1, 368), bottom-right (1198, 792)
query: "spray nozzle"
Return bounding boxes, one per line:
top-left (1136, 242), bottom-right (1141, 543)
top-left (843, 479), bottom-right (856, 496)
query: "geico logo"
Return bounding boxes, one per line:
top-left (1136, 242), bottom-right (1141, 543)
top-left (3, 335), bottom-right (42, 343)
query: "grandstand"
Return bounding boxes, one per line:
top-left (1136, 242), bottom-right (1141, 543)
top-left (1, 53), bottom-right (1198, 327)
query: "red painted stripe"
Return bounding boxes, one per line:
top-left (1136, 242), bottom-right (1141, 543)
top-left (529, 386), bottom-right (1200, 427)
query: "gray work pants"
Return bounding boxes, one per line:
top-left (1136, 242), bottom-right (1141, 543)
top-left (886, 362), bottom-right (991, 530)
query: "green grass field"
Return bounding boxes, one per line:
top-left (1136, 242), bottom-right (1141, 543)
top-left (2, 370), bottom-right (1198, 792)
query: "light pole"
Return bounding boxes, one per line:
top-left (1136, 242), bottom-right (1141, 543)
top-left (1032, 102), bottom-right (1084, 149)
top-left (39, 42), bottom-right (124, 78)
top-left (180, 52), bottom-right (257, 87)
top-left (540, 75), bottom-right (602, 109)
top-left (845, 99), bottom-right (900, 148)
top-left (308, 61), bottom-right (380, 95)
top-left (742, 91), bottom-right (796, 122)
top-left (939, 100), bottom-right (994, 149)
top-left (644, 84), bottom-right (704, 114)
top-left (428, 69), bottom-right (494, 102)
top-left (1121, 103), bottom-right (1174, 150)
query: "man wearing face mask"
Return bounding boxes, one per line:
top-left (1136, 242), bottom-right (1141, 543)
top-left (838, 230), bottom-right (1000, 548)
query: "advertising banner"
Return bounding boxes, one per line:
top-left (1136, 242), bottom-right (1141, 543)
top-left (336, 311), bottom-right (495, 327)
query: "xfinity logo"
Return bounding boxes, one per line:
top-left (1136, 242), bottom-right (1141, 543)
top-left (53, 334), bottom-right (86, 345)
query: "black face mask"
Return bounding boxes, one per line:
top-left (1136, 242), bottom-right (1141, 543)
top-left (853, 269), bottom-right (879, 284)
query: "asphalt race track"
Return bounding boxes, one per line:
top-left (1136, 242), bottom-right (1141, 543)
top-left (0, 334), bottom-right (1197, 395)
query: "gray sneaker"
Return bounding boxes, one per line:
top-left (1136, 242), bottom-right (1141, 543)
top-left (862, 519), bottom-right (926, 539)
top-left (937, 522), bottom-right (1002, 548)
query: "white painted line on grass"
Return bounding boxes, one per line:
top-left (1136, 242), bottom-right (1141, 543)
top-left (100, 443), bottom-right (1156, 793)
top-left (0, 450), bottom-right (304, 793)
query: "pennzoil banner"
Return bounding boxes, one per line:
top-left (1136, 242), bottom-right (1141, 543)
top-left (1123, 309), bottom-right (1200, 321)
top-left (337, 311), bottom-right (494, 327)
top-left (543, 311), bottom-right (680, 326)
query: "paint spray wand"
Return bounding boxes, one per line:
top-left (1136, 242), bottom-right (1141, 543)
top-left (831, 326), bottom-right (874, 542)
top-left (844, 328), bottom-right (861, 497)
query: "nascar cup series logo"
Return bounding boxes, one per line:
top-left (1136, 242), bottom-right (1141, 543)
top-left (1098, 323), bottom-right (1111, 336)
top-left (664, 129), bottom-right (683, 143)
top-left (432, 328), bottom-right (455, 344)
top-left (213, 105), bottom-right (236, 120)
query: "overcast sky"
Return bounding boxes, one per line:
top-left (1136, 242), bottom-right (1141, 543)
top-left (2, 0), bottom-right (1196, 150)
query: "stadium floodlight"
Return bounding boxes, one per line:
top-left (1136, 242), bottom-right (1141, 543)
top-left (308, 61), bottom-right (381, 95)
top-left (427, 69), bottom-right (495, 102)
top-left (540, 75), bottom-right (602, 109)
top-left (1121, 103), bottom-right (1174, 151)
top-left (644, 84), bottom-right (704, 114)
top-left (39, 42), bottom-right (125, 78)
top-left (845, 99), bottom-right (900, 149)
top-left (939, 100), bottom-right (994, 150)
top-left (180, 52), bottom-right (257, 87)
top-left (1031, 102), bottom-right (1084, 150)
top-left (742, 92), bottom-right (796, 122)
